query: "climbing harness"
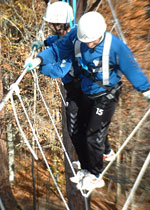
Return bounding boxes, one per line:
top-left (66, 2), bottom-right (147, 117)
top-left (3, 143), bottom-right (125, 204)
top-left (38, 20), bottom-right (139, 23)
top-left (75, 33), bottom-right (113, 85)
top-left (75, 34), bottom-right (114, 88)
top-left (74, 32), bottom-right (122, 101)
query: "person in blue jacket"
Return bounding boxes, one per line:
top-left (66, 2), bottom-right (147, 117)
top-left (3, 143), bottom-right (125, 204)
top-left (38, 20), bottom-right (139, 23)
top-left (32, 1), bottom-right (74, 48)
top-left (31, 1), bottom-right (83, 147)
top-left (26, 11), bottom-right (150, 191)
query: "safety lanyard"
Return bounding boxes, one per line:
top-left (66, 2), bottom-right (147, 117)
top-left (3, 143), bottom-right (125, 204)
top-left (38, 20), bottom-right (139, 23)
top-left (62, 0), bottom-right (76, 28)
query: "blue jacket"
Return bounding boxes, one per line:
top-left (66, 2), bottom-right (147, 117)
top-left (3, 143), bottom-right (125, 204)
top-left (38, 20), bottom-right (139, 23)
top-left (38, 28), bottom-right (80, 84)
top-left (79, 33), bottom-right (150, 94)
top-left (38, 27), bottom-right (150, 94)
top-left (44, 35), bottom-right (58, 46)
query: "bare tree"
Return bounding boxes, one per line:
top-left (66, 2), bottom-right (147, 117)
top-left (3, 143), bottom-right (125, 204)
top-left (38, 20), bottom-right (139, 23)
top-left (0, 65), bottom-right (18, 209)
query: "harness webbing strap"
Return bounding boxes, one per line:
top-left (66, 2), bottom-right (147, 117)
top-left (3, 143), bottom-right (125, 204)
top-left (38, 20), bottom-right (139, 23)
top-left (74, 35), bottom-right (114, 91)
top-left (75, 40), bottom-right (81, 57)
top-left (72, 0), bottom-right (77, 25)
top-left (74, 33), bottom-right (113, 87)
top-left (102, 33), bottom-right (112, 85)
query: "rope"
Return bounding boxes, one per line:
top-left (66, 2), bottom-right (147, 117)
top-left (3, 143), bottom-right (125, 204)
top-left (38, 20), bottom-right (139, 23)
top-left (10, 72), bottom-right (70, 210)
top-left (122, 152), bottom-right (150, 210)
top-left (95, 0), bottom-right (103, 11)
top-left (0, 3), bottom-right (71, 210)
top-left (82, 107), bottom-right (150, 198)
top-left (0, 22), bottom-right (71, 210)
top-left (84, 197), bottom-right (89, 210)
top-left (37, 20), bottom-right (45, 41)
top-left (0, 197), bottom-right (5, 210)
top-left (95, 0), bottom-right (126, 43)
top-left (0, 1), bottom-right (149, 209)
top-left (106, 0), bottom-right (126, 43)
top-left (10, 90), bottom-right (38, 160)
top-left (33, 70), bottom-right (77, 177)
top-left (17, 68), bottom-right (86, 202)
top-left (0, 67), bottom-right (28, 112)
top-left (55, 80), bottom-right (67, 107)
top-left (28, 0), bottom-right (87, 206)
top-left (110, 23), bottom-right (116, 33)
top-left (72, 0), bottom-right (77, 25)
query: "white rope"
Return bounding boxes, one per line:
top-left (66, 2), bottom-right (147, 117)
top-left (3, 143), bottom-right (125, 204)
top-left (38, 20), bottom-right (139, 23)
top-left (122, 152), bottom-right (150, 210)
top-left (0, 197), bottom-right (5, 210)
top-left (0, 5), bottom-right (70, 210)
top-left (84, 197), bottom-right (89, 210)
top-left (0, 0), bottom-right (148, 206)
top-left (31, 4), bottom-right (88, 207)
top-left (95, 0), bottom-right (103, 11)
top-left (10, 86), bottom-right (38, 160)
top-left (55, 80), bottom-right (67, 107)
top-left (10, 74), bottom-right (70, 210)
top-left (33, 68), bottom-right (89, 198)
top-left (33, 69), bottom-right (91, 197)
top-left (33, 69), bottom-right (91, 202)
top-left (95, 0), bottom-right (126, 43)
top-left (33, 70), bottom-right (76, 177)
top-left (37, 20), bottom-right (45, 41)
top-left (0, 50), bottom-right (71, 208)
top-left (0, 67), bottom-right (28, 111)
top-left (110, 23), bottom-right (116, 33)
top-left (107, 0), bottom-right (126, 43)
top-left (82, 108), bottom-right (150, 198)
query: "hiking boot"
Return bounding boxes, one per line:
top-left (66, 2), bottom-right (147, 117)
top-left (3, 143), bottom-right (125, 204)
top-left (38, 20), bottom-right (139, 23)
top-left (72, 160), bottom-right (81, 170)
top-left (103, 149), bottom-right (115, 161)
top-left (70, 169), bottom-right (89, 183)
top-left (77, 173), bottom-right (105, 191)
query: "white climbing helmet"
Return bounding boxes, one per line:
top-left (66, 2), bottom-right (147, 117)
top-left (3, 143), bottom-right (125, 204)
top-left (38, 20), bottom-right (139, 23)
top-left (43, 1), bottom-right (74, 24)
top-left (77, 11), bottom-right (107, 43)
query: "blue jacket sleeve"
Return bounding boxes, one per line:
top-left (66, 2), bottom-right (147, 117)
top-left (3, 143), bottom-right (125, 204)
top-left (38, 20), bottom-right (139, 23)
top-left (37, 46), bottom-right (58, 64)
top-left (45, 35), bottom-right (59, 47)
top-left (37, 46), bottom-right (73, 78)
top-left (36, 26), bottom-right (77, 80)
top-left (39, 59), bottom-right (73, 79)
top-left (38, 27), bottom-right (77, 63)
top-left (112, 36), bottom-right (150, 91)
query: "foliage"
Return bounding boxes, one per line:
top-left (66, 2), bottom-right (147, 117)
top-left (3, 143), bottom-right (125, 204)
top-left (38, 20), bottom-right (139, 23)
top-left (1, 0), bottom-right (64, 208)
top-left (1, 0), bottom-right (150, 209)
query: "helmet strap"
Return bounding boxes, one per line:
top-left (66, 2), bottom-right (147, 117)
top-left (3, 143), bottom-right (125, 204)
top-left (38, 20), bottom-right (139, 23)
top-left (52, 23), bottom-right (70, 36)
top-left (93, 34), bottom-right (105, 50)
top-left (98, 34), bottom-right (105, 44)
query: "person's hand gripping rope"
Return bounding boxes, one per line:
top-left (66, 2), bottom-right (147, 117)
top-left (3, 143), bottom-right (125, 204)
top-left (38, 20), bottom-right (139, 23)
top-left (24, 57), bottom-right (41, 71)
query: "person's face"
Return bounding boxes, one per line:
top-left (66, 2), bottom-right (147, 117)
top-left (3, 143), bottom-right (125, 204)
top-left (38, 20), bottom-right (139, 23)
top-left (86, 37), bottom-right (102, 48)
top-left (48, 23), bottom-right (68, 36)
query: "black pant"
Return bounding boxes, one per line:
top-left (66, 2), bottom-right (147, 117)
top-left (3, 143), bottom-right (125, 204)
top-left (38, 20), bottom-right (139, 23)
top-left (71, 87), bottom-right (121, 175)
top-left (64, 80), bottom-right (83, 139)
